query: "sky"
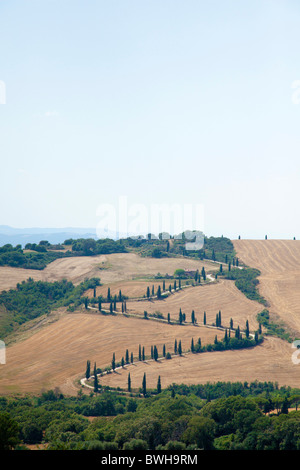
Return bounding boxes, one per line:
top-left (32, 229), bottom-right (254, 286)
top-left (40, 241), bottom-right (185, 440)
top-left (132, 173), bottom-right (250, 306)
top-left (0, 0), bottom-right (300, 239)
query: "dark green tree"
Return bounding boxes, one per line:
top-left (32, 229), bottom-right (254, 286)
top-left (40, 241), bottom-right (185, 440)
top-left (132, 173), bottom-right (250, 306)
top-left (157, 376), bottom-right (162, 394)
top-left (0, 413), bottom-right (20, 450)
top-left (85, 360), bottom-right (91, 379)
top-left (142, 373), bottom-right (147, 396)
top-left (93, 363), bottom-right (99, 393)
top-left (153, 345), bottom-right (158, 361)
top-left (128, 373), bottom-right (131, 392)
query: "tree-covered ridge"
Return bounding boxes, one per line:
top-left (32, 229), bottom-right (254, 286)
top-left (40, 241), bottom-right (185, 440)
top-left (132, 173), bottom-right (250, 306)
top-left (122, 233), bottom-right (235, 262)
top-left (1, 382), bottom-right (300, 450)
top-left (0, 277), bottom-right (101, 338)
top-left (0, 234), bottom-right (234, 270)
top-left (0, 238), bottom-right (127, 270)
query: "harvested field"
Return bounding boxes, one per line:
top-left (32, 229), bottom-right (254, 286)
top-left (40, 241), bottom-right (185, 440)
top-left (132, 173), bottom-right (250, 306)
top-left (124, 279), bottom-right (262, 332)
top-left (0, 312), bottom-right (218, 395)
top-left (234, 240), bottom-right (300, 337)
top-left (99, 335), bottom-right (300, 391)
top-left (0, 253), bottom-right (218, 292)
top-left (2, 241), bottom-right (300, 396)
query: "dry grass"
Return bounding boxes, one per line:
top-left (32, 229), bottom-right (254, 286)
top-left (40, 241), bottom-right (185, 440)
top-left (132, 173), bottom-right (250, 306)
top-left (99, 335), bottom-right (300, 391)
top-left (234, 239), bottom-right (300, 337)
top-left (0, 312), bottom-right (218, 395)
top-left (124, 279), bottom-right (262, 331)
top-left (2, 242), bottom-right (300, 396)
top-left (0, 252), bottom-right (218, 291)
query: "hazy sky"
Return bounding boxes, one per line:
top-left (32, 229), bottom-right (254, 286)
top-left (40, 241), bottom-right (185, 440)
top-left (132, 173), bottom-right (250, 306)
top-left (1, 0), bottom-right (300, 239)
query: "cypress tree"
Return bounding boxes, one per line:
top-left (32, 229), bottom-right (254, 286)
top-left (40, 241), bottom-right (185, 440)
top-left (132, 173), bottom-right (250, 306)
top-left (122, 302), bottom-right (124, 313)
top-left (191, 338), bottom-right (195, 353)
top-left (179, 309), bottom-right (183, 324)
top-left (93, 363), bottom-right (98, 393)
top-left (85, 360), bottom-right (91, 379)
top-left (152, 285), bottom-right (154, 296)
top-left (214, 335), bottom-right (218, 344)
top-left (230, 318), bottom-right (233, 329)
top-left (93, 287), bottom-right (96, 298)
top-left (154, 345), bottom-right (158, 361)
top-left (163, 280), bottom-right (165, 291)
top-left (174, 280), bottom-right (177, 290)
top-left (142, 346), bottom-right (145, 361)
top-left (163, 344), bottom-right (166, 357)
top-left (128, 373), bottom-right (131, 392)
top-left (125, 349), bottom-right (129, 364)
top-left (169, 284), bottom-right (172, 293)
top-left (174, 339), bottom-right (177, 354)
top-left (107, 287), bottom-right (111, 301)
top-left (151, 345), bottom-right (154, 359)
top-left (191, 310), bottom-right (195, 324)
top-left (147, 286), bottom-right (150, 298)
top-left (245, 320), bottom-right (250, 338)
top-left (224, 329), bottom-right (228, 342)
top-left (178, 340), bottom-right (182, 356)
top-left (131, 352), bottom-right (133, 363)
top-left (112, 353), bottom-right (116, 371)
top-left (98, 299), bottom-right (102, 312)
top-left (157, 376), bottom-right (161, 394)
top-left (157, 285), bottom-right (161, 298)
top-left (142, 373), bottom-right (147, 396)
top-left (219, 310), bottom-right (222, 327)
top-left (138, 345), bottom-right (141, 361)
top-left (167, 313), bottom-right (171, 323)
top-left (219, 264), bottom-right (223, 273)
top-left (203, 311), bottom-right (206, 325)
top-left (121, 357), bottom-right (125, 368)
top-left (84, 297), bottom-right (89, 309)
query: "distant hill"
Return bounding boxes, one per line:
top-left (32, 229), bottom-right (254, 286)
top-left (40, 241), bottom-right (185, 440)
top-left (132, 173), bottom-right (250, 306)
top-left (0, 225), bottom-right (118, 246)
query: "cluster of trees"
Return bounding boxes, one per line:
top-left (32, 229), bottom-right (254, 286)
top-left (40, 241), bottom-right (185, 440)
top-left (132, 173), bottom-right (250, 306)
top-left (223, 267), bottom-right (267, 305)
top-left (2, 381), bottom-right (300, 450)
top-left (0, 243), bottom-right (69, 270)
top-left (68, 238), bottom-right (127, 256)
top-left (120, 234), bottom-right (235, 264)
top-left (0, 277), bottom-right (101, 337)
top-left (0, 237), bottom-right (127, 270)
